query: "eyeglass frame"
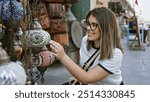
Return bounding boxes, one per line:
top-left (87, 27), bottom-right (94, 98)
top-left (84, 21), bottom-right (99, 31)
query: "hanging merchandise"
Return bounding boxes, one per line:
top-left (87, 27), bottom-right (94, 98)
top-left (53, 32), bottom-right (69, 47)
top-left (25, 18), bottom-right (51, 47)
top-left (0, 0), bottom-right (25, 21)
top-left (48, 3), bottom-right (69, 34)
top-left (50, 18), bottom-right (68, 34)
top-left (36, 50), bottom-right (55, 67)
top-left (36, 1), bottom-right (50, 29)
top-left (48, 3), bottom-right (63, 19)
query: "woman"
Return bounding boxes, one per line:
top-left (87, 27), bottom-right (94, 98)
top-left (49, 7), bottom-right (124, 85)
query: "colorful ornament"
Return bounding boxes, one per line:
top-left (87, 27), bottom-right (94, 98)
top-left (36, 50), bottom-right (55, 67)
top-left (25, 18), bottom-right (51, 47)
top-left (0, 0), bottom-right (24, 21)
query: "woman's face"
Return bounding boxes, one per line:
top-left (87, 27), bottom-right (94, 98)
top-left (86, 15), bottom-right (101, 43)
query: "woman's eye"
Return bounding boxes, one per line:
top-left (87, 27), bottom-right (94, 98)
top-left (86, 22), bottom-right (90, 26)
top-left (91, 23), bottom-right (97, 27)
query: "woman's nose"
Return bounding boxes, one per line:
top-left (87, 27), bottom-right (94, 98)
top-left (86, 25), bottom-right (91, 31)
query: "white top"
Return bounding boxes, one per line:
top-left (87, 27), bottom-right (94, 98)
top-left (79, 36), bottom-right (123, 85)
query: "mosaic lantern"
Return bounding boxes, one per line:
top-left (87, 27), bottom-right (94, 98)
top-left (36, 50), bottom-right (55, 67)
top-left (25, 18), bottom-right (51, 47)
top-left (0, 42), bottom-right (26, 85)
top-left (0, 0), bottom-right (24, 21)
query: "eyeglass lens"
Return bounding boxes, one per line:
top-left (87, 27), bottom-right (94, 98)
top-left (84, 21), bottom-right (98, 31)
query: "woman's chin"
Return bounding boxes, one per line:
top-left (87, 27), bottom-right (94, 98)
top-left (87, 37), bottom-right (94, 41)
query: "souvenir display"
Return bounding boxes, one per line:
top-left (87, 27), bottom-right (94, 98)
top-left (50, 18), bottom-right (68, 34)
top-left (0, 0), bottom-right (24, 21)
top-left (48, 3), bottom-right (63, 19)
top-left (53, 32), bottom-right (69, 47)
top-left (36, 1), bottom-right (50, 29)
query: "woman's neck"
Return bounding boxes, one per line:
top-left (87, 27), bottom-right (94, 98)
top-left (93, 41), bottom-right (100, 49)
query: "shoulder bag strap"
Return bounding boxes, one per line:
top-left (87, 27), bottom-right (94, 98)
top-left (82, 49), bottom-right (100, 71)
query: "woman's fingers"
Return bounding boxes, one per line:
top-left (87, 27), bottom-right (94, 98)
top-left (49, 40), bottom-right (66, 60)
top-left (49, 40), bottom-right (57, 49)
top-left (49, 40), bottom-right (61, 50)
top-left (49, 40), bottom-right (60, 46)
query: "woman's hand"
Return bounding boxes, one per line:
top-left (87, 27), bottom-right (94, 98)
top-left (49, 40), bottom-right (66, 60)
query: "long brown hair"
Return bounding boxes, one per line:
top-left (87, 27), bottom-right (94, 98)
top-left (86, 7), bottom-right (124, 60)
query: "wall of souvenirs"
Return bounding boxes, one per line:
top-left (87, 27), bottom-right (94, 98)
top-left (0, 0), bottom-right (84, 85)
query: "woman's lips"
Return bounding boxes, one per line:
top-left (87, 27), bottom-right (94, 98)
top-left (88, 32), bottom-right (94, 37)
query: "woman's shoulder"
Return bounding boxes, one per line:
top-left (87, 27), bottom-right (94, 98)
top-left (112, 48), bottom-right (123, 60)
top-left (114, 48), bottom-right (123, 54)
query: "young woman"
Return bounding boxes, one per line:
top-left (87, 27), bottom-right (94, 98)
top-left (49, 7), bottom-right (124, 85)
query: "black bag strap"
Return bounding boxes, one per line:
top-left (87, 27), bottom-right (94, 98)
top-left (82, 49), bottom-right (100, 71)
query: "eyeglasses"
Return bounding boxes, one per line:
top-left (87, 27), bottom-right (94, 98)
top-left (84, 21), bottom-right (98, 31)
